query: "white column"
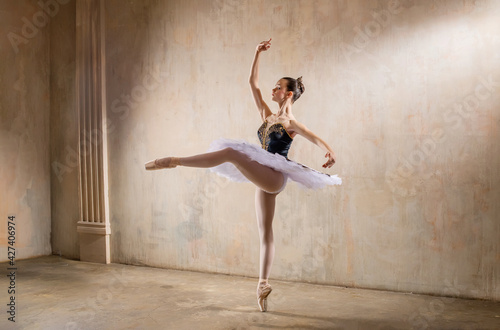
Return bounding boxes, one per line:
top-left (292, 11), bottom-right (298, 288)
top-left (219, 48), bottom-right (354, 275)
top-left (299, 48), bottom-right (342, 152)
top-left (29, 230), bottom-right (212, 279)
top-left (76, 0), bottom-right (110, 264)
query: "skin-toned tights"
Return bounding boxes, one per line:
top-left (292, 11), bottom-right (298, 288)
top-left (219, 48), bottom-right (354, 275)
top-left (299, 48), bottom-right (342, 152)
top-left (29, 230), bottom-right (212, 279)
top-left (160, 146), bottom-right (283, 280)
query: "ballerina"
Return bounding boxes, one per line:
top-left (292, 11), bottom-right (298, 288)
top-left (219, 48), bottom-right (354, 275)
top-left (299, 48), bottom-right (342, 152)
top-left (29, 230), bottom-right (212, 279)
top-left (145, 38), bottom-right (341, 312)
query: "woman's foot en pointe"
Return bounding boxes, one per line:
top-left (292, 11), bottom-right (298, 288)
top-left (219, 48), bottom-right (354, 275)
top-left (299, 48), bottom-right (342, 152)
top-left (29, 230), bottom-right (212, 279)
top-left (144, 157), bottom-right (180, 170)
top-left (257, 281), bottom-right (272, 312)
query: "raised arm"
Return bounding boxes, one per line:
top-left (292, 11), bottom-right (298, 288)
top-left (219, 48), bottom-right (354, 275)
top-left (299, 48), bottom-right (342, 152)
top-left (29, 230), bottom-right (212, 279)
top-left (249, 39), bottom-right (273, 122)
top-left (289, 119), bottom-right (337, 168)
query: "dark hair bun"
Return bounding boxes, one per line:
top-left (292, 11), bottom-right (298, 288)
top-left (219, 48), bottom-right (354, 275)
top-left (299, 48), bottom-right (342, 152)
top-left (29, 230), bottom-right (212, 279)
top-left (297, 76), bottom-right (305, 94)
top-left (282, 76), bottom-right (305, 103)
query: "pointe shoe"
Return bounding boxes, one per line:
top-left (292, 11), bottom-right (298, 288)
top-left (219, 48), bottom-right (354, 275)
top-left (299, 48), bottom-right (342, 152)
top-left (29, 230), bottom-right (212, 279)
top-left (144, 157), bottom-right (180, 170)
top-left (257, 282), bottom-right (273, 312)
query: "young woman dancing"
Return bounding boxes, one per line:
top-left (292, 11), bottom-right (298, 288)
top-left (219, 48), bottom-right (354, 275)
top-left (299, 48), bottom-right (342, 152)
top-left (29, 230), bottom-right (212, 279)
top-left (145, 38), bottom-right (341, 312)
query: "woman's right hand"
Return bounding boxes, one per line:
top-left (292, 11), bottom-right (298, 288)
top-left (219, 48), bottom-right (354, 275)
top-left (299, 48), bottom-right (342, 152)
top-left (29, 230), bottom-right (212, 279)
top-left (256, 38), bottom-right (272, 53)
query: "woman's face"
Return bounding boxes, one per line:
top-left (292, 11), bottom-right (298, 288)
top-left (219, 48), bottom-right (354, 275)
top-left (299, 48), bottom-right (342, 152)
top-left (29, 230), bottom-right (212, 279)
top-left (271, 79), bottom-right (289, 103)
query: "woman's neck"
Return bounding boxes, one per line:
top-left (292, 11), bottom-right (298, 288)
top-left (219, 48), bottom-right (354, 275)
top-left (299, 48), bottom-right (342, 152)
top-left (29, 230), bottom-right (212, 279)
top-left (277, 100), bottom-right (292, 117)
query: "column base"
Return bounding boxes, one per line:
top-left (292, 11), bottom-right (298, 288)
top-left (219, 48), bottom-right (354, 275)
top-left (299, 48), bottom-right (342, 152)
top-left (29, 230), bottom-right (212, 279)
top-left (77, 222), bottom-right (110, 264)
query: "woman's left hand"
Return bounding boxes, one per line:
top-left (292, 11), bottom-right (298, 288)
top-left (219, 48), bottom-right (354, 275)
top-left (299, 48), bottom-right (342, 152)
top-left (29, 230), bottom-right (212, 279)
top-left (322, 151), bottom-right (336, 168)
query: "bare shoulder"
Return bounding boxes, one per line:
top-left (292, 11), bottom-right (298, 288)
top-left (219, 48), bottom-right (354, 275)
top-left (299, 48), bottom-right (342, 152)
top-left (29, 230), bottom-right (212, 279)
top-left (289, 119), bottom-right (317, 139)
top-left (289, 118), bottom-right (305, 130)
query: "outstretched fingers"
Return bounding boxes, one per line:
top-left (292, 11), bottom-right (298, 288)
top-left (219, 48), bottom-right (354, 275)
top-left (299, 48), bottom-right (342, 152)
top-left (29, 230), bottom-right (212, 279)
top-left (257, 38), bottom-right (272, 52)
top-left (322, 152), bottom-right (336, 168)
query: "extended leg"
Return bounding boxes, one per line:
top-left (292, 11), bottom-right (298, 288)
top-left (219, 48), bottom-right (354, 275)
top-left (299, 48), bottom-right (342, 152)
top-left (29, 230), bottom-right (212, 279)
top-left (156, 148), bottom-right (285, 193)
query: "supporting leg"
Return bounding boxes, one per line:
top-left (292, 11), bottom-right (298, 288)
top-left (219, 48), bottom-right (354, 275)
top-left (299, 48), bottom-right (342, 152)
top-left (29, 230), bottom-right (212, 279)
top-left (255, 187), bottom-right (277, 280)
top-left (255, 187), bottom-right (278, 311)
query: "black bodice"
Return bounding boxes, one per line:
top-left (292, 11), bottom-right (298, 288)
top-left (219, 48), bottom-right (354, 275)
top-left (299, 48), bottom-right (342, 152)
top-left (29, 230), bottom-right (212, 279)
top-left (257, 121), bottom-right (294, 158)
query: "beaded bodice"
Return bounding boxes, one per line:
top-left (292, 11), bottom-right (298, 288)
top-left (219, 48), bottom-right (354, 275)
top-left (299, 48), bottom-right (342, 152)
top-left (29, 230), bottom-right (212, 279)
top-left (257, 121), bottom-right (294, 158)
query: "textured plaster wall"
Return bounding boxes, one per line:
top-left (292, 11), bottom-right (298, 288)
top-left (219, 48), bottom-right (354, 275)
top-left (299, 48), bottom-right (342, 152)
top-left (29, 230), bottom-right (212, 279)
top-left (0, 0), bottom-right (52, 260)
top-left (104, 0), bottom-right (499, 301)
top-left (49, 0), bottom-right (79, 259)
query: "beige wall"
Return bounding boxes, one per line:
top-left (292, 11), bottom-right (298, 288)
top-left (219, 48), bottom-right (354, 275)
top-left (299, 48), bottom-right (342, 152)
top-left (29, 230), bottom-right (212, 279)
top-left (49, 0), bottom-right (79, 259)
top-left (0, 0), bottom-right (52, 260)
top-left (105, 0), bottom-right (500, 300)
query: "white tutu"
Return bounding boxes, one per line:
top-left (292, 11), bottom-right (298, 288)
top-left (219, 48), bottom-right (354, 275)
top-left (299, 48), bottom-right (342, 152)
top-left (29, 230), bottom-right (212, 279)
top-left (207, 138), bottom-right (342, 190)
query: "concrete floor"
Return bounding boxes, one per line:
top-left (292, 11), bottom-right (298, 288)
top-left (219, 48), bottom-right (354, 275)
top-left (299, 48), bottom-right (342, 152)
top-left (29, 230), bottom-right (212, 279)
top-left (1, 256), bottom-right (499, 329)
